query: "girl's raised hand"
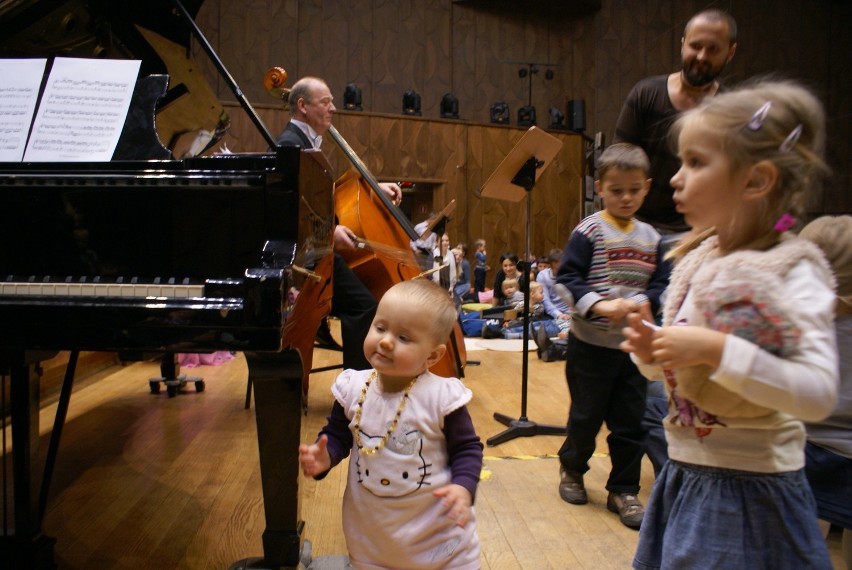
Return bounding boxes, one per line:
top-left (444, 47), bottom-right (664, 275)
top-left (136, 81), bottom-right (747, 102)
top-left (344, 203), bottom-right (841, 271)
top-left (298, 434), bottom-right (331, 477)
top-left (648, 326), bottom-right (726, 370)
top-left (621, 312), bottom-right (657, 363)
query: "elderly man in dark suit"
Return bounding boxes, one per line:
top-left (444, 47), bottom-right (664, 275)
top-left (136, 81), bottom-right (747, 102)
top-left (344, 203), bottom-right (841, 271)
top-left (275, 76), bottom-right (402, 370)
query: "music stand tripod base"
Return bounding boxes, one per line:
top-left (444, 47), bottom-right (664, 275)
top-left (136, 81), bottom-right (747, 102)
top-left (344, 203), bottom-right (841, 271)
top-left (487, 413), bottom-right (567, 447)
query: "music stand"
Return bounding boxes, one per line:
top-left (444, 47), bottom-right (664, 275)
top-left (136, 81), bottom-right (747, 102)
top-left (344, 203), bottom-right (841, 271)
top-left (480, 126), bottom-right (568, 446)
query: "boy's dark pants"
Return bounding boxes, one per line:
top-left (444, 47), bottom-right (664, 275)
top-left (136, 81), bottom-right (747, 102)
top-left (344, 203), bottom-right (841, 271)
top-left (474, 266), bottom-right (486, 294)
top-left (558, 334), bottom-right (648, 494)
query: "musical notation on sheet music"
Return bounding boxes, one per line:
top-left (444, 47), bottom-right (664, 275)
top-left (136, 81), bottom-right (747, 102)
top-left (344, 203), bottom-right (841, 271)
top-left (24, 58), bottom-right (140, 162)
top-left (0, 58), bottom-right (47, 161)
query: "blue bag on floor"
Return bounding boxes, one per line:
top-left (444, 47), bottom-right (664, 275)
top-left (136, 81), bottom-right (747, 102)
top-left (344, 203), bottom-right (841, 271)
top-left (460, 312), bottom-right (488, 337)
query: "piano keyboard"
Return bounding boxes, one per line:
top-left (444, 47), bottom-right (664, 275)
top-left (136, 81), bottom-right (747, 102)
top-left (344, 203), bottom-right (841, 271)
top-left (1, 276), bottom-right (205, 299)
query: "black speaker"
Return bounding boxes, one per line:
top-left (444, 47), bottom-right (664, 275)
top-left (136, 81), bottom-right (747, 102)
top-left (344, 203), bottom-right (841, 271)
top-left (568, 99), bottom-right (586, 132)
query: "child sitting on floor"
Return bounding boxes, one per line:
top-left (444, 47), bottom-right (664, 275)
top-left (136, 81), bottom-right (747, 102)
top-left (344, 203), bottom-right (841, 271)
top-left (482, 282), bottom-right (568, 340)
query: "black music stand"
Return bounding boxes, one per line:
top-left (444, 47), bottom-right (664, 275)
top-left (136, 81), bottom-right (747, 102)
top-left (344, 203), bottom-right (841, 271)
top-left (480, 127), bottom-right (568, 446)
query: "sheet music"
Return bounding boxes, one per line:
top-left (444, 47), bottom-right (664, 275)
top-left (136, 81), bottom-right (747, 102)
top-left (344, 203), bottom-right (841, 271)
top-left (0, 58), bottom-right (47, 162)
top-left (23, 57), bottom-right (141, 162)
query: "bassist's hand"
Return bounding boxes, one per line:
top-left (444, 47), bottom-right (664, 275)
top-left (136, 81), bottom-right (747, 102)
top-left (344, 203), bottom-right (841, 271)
top-left (333, 225), bottom-right (360, 251)
top-left (378, 182), bottom-right (402, 205)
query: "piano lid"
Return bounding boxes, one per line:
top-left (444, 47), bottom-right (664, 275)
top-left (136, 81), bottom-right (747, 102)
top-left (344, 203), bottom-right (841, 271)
top-left (0, 0), bottom-right (224, 156)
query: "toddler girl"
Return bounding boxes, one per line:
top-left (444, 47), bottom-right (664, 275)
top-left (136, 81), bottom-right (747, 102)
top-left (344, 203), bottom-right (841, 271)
top-left (299, 279), bottom-right (482, 569)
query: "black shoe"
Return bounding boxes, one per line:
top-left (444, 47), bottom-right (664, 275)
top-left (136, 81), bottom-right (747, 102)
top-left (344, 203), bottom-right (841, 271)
top-left (315, 318), bottom-right (343, 350)
top-left (542, 342), bottom-right (565, 362)
top-left (607, 492), bottom-right (644, 529)
top-left (558, 465), bottom-right (587, 505)
top-left (481, 324), bottom-right (503, 339)
top-left (533, 323), bottom-right (551, 351)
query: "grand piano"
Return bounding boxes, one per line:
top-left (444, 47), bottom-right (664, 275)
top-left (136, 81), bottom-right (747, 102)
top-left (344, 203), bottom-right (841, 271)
top-left (0, 1), bottom-right (331, 568)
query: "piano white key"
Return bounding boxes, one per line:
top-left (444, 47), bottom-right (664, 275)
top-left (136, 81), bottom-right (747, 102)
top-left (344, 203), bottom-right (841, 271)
top-left (1, 279), bottom-right (205, 299)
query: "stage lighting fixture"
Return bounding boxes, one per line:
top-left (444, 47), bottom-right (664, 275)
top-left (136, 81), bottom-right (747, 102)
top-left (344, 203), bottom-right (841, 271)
top-left (343, 83), bottom-right (362, 111)
top-left (490, 101), bottom-right (509, 124)
top-left (402, 90), bottom-right (421, 116)
top-left (440, 93), bottom-right (459, 119)
top-left (517, 105), bottom-right (536, 127)
top-left (549, 106), bottom-right (565, 129)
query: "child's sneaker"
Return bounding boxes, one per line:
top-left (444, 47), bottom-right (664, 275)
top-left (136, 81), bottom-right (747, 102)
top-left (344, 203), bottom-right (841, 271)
top-left (607, 492), bottom-right (644, 529)
top-left (481, 323), bottom-right (503, 339)
top-left (558, 465), bottom-right (587, 505)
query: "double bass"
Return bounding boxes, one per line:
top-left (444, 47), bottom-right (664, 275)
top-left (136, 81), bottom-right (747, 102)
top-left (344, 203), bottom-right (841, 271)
top-left (265, 68), bottom-right (466, 380)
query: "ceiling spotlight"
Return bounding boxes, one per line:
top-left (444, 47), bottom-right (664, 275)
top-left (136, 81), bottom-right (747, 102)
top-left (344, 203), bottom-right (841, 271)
top-left (440, 93), bottom-right (459, 119)
top-left (545, 69), bottom-right (554, 80)
top-left (549, 106), bottom-right (565, 129)
top-left (343, 83), bottom-right (362, 111)
top-left (402, 90), bottom-right (421, 116)
top-left (490, 101), bottom-right (510, 124)
top-left (517, 105), bottom-right (536, 127)
top-left (518, 67), bottom-right (527, 79)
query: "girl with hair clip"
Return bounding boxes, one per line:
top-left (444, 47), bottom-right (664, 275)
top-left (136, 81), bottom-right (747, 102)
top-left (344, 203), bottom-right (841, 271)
top-left (621, 79), bottom-right (839, 570)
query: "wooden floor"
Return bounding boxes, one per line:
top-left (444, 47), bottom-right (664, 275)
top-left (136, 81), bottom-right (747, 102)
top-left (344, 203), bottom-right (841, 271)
top-left (4, 323), bottom-right (844, 569)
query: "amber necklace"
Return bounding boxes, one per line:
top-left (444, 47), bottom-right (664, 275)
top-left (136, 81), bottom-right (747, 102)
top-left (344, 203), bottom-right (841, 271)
top-left (353, 370), bottom-right (418, 455)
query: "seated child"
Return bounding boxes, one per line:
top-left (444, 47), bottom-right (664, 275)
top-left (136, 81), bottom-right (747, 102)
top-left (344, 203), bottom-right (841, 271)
top-left (501, 277), bottom-right (524, 307)
top-left (482, 281), bottom-right (569, 340)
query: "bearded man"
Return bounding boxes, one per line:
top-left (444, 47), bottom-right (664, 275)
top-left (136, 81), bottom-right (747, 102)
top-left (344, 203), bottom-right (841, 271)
top-left (614, 9), bottom-right (737, 235)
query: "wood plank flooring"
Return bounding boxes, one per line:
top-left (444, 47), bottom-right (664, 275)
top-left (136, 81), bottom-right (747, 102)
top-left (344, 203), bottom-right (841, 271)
top-left (4, 325), bottom-right (844, 569)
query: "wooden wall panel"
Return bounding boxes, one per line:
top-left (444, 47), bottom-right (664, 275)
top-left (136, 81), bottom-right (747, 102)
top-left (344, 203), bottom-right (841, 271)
top-left (198, 0), bottom-right (850, 239)
top-left (827, 1), bottom-right (852, 213)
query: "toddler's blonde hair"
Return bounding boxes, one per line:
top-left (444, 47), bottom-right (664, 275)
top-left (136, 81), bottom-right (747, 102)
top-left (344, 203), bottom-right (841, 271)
top-left (382, 279), bottom-right (457, 344)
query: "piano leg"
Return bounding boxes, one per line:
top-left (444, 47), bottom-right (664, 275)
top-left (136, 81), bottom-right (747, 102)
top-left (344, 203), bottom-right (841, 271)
top-left (232, 349), bottom-right (308, 570)
top-left (1, 352), bottom-right (57, 570)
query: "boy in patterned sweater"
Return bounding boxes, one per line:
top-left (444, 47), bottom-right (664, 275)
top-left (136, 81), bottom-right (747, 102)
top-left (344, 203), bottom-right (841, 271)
top-left (554, 143), bottom-right (670, 529)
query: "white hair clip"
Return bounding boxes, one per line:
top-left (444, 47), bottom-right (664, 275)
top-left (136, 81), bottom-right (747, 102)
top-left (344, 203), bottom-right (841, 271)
top-left (747, 101), bottom-right (772, 130)
top-left (779, 124), bottom-right (803, 153)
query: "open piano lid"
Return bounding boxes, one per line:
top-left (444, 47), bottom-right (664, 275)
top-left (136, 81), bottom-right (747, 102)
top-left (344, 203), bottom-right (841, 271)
top-left (0, 0), bottom-right (205, 69)
top-left (0, 0), bottom-right (225, 157)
